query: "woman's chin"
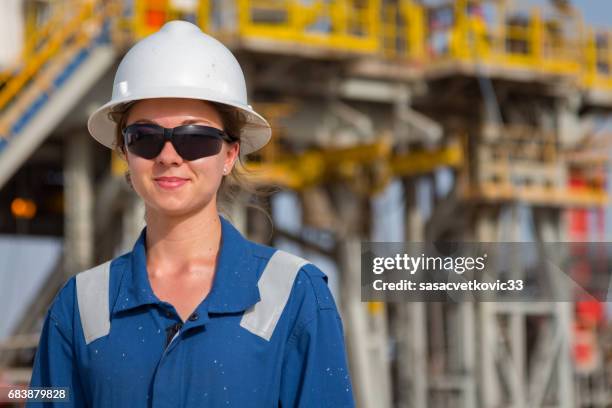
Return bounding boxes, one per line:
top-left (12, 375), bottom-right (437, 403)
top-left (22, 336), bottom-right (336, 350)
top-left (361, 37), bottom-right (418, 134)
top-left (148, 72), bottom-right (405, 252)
top-left (146, 199), bottom-right (193, 217)
top-left (147, 197), bottom-right (213, 218)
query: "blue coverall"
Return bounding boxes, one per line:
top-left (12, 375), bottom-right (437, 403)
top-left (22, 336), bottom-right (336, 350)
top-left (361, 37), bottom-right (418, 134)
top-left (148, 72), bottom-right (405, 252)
top-left (28, 214), bottom-right (355, 407)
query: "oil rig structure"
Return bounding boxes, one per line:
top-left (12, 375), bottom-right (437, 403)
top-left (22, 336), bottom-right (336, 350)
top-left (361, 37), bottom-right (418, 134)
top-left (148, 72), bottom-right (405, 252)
top-left (1, 1), bottom-right (611, 407)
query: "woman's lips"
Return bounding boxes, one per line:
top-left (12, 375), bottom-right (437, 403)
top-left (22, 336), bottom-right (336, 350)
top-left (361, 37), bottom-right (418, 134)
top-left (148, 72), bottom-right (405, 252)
top-left (154, 177), bottom-right (189, 189)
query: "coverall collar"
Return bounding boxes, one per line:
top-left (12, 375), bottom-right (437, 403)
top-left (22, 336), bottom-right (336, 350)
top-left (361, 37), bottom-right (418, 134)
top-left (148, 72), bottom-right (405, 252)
top-left (112, 213), bottom-right (261, 317)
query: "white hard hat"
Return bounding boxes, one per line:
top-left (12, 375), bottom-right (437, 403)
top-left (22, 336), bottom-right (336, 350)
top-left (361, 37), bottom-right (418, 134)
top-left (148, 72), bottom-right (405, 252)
top-left (87, 20), bottom-right (271, 156)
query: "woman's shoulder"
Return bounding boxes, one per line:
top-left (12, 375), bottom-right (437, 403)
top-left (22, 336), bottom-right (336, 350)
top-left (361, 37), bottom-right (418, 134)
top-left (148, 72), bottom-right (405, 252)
top-left (247, 240), bottom-right (338, 316)
top-left (248, 240), bottom-right (327, 281)
top-left (47, 254), bottom-right (130, 328)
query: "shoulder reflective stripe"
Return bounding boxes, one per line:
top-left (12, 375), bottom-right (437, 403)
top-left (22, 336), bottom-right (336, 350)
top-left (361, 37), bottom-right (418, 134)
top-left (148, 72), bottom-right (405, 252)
top-left (240, 250), bottom-right (309, 341)
top-left (76, 260), bottom-right (112, 345)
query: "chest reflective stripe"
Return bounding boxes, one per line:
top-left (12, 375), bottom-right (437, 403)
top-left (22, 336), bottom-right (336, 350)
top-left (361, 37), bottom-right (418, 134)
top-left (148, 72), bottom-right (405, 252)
top-left (239, 250), bottom-right (309, 341)
top-left (75, 260), bottom-right (112, 345)
top-left (75, 250), bottom-right (310, 345)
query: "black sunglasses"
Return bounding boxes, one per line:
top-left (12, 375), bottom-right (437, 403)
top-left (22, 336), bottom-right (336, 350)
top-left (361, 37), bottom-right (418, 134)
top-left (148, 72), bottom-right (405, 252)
top-left (122, 123), bottom-right (235, 161)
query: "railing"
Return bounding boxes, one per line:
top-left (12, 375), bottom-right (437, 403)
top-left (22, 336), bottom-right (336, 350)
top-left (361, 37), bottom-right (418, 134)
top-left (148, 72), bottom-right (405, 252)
top-left (120, 0), bottom-right (612, 91)
top-left (583, 28), bottom-right (612, 90)
top-left (235, 0), bottom-right (381, 53)
top-left (0, 0), bottom-right (113, 138)
top-left (430, 1), bottom-right (582, 76)
top-left (0, 2), bottom-right (74, 85)
top-left (5, 0), bottom-right (612, 118)
top-left (0, 1), bottom-right (100, 112)
top-left (381, 1), bottom-right (425, 60)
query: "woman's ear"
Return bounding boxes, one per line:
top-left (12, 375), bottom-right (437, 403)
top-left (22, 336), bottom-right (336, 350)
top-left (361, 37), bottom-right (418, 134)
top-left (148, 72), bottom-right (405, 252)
top-left (225, 141), bottom-right (239, 172)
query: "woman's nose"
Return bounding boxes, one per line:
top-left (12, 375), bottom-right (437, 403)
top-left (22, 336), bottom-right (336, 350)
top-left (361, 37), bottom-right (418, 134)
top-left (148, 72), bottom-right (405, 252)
top-left (156, 141), bottom-right (183, 165)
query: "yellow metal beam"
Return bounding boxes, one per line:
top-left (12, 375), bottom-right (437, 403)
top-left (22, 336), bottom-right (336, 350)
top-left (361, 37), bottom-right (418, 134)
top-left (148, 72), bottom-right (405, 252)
top-left (464, 184), bottom-right (608, 207)
top-left (244, 140), bottom-right (463, 192)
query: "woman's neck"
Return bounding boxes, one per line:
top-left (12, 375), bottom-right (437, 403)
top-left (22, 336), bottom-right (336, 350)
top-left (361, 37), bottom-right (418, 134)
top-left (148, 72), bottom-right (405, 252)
top-left (143, 203), bottom-right (222, 278)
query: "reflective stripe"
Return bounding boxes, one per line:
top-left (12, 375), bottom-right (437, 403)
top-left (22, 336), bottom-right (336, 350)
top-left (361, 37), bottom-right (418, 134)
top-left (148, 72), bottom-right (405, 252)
top-left (76, 251), bottom-right (308, 344)
top-left (240, 250), bottom-right (309, 341)
top-left (76, 260), bottom-right (112, 345)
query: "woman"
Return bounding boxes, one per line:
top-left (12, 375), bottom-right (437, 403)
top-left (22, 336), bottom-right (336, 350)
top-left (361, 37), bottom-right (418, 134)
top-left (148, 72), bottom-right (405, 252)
top-left (28, 20), bottom-right (354, 407)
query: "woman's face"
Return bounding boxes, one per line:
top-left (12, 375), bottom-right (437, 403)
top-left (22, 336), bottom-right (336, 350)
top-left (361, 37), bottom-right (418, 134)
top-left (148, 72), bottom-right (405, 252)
top-left (124, 98), bottom-right (239, 217)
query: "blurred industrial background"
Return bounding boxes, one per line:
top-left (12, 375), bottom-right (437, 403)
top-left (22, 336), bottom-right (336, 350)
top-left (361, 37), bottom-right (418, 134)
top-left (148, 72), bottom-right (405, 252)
top-left (1, 0), bottom-right (612, 407)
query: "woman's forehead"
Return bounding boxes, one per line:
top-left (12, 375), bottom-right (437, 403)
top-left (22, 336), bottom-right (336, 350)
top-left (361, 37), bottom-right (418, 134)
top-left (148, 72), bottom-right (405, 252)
top-left (127, 98), bottom-right (221, 125)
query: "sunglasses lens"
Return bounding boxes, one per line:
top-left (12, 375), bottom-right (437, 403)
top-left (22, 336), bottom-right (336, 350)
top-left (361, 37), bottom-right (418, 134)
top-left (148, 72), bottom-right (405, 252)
top-left (173, 126), bottom-right (225, 160)
top-left (123, 125), bottom-right (164, 159)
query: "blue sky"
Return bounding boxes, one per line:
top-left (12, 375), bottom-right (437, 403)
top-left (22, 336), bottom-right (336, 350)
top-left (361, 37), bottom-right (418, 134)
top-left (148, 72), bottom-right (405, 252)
top-left (522, 0), bottom-right (612, 28)
top-left (577, 0), bottom-right (612, 28)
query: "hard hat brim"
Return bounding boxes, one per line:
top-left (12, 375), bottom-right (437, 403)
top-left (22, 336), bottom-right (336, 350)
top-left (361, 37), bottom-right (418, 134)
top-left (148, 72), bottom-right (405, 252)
top-left (87, 89), bottom-right (271, 157)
